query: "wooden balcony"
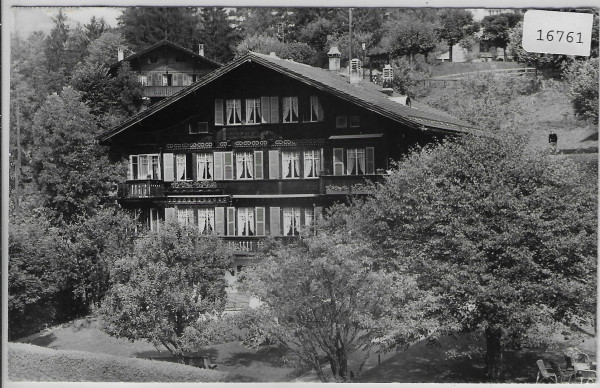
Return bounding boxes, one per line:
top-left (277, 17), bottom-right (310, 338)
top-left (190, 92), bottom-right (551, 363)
top-left (319, 174), bottom-right (387, 195)
top-left (142, 86), bottom-right (186, 98)
top-left (222, 236), bottom-right (296, 254)
top-left (117, 180), bottom-right (164, 199)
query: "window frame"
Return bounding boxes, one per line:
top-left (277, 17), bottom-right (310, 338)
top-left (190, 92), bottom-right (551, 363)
top-left (245, 98), bottom-right (262, 125)
top-left (130, 154), bottom-right (161, 180)
top-left (281, 151), bottom-right (301, 179)
top-left (303, 149), bottom-right (320, 179)
top-left (226, 99), bottom-right (243, 125)
top-left (282, 96), bottom-right (299, 123)
top-left (336, 116), bottom-right (348, 128)
top-left (236, 151), bottom-right (255, 180)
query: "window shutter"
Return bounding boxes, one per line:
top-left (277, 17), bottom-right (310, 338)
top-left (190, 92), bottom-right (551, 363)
top-left (215, 99), bottom-right (224, 125)
top-left (163, 153), bottom-right (174, 181)
top-left (333, 148), bottom-right (344, 176)
top-left (128, 156), bottom-right (135, 180)
top-left (269, 207), bottom-right (281, 236)
top-left (192, 153), bottom-right (198, 180)
top-left (227, 207), bottom-right (236, 236)
top-left (254, 151), bottom-right (264, 179)
top-left (224, 152), bottom-right (234, 180)
top-left (261, 97), bottom-right (270, 123)
top-left (366, 147), bottom-right (375, 174)
top-left (215, 207), bottom-right (225, 235)
top-left (268, 150), bottom-right (280, 179)
top-left (213, 152), bottom-right (224, 180)
top-left (320, 148), bottom-right (325, 174)
top-left (255, 207), bottom-right (265, 236)
top-left (165, 207), bottom-right (176, 223)
top-left (270, 96), bottom-right (279, 123)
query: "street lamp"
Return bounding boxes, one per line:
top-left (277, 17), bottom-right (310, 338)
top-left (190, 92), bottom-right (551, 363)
top-left (361, 42), bottom-right (366, 80)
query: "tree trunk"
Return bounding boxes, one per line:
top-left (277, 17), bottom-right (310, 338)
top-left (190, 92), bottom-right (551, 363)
top-left (485, 327), bottom-right (503, 381)
top-left (448, 44), bottom-right (453, 62)
top-left (503, 47), bottom-right (507, 61)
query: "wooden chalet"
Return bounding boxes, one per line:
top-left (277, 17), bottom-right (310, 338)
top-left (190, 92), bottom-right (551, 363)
top-left (109, 40), bottom-right (221, 103)
top-left (98, 50), bottom-right (481, 278)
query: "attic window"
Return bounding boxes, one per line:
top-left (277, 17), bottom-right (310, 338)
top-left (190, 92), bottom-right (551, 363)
top-left (350, 116), bottom-right (360, 128)
top-left (189, 122), bottom-right (209, 134)
top-left (175, 56), bottom-right (187, 62)
top-left (148, 56), bottom-right (159, 64)
top-left (336, 116), bottom-right (348, 128)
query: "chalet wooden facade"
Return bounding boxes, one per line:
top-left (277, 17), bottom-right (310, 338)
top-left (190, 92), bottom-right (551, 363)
top-left (109, 40), bottom-right (221, 103)
top-left (98, 51), bottom-right (480, 276)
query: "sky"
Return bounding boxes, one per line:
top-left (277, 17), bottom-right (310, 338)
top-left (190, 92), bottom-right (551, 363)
top-left (11, 7), bottom-right (123, 36)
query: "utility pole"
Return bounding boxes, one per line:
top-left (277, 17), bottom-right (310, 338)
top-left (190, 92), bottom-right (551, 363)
top-left (348, 8), bottom-right (353, 71)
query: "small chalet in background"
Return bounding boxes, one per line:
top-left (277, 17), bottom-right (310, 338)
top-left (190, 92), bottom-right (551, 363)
top-left (109, 40), bottom-right (221, 103)
top-left (98, 49), bottom-right (481, 283)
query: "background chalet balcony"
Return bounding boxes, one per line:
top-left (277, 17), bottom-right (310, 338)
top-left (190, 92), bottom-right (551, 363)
top-left (223, 236), bottom-right (296, 254)
top-left (117, 180), bottom-right (164, 199)
top-left (319, 173), bottom-right (387, 195)
top-left (142, 86), bottom-right (186, 98)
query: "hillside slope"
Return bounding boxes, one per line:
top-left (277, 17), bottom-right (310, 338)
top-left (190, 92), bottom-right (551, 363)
top-left (8, 342), bottom-right (230, 382)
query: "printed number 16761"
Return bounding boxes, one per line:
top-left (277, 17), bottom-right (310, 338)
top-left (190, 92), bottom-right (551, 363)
top-left (536, 30), bottom-right (583, 43)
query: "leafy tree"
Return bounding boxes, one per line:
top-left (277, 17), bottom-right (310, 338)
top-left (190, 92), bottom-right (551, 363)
top-left (480, 12), bottom-right (522, 60)
top-left (198, 7), bottom-right (239, 63)
top-left (30, 87), bottom-right (124, 224)
top-left (71, 61), bottom-right (144, 123)
top-left (391, 57), bottom-right (432, 98)
top-left (240, 227), bottom-right (426, 382)
top-left (382, 17), bottom-right (438, 61)
top-left (44, 10), bottom-right (70, 74)
top-left (118, 7), bottom-right (202, 53)
top-left (436, 9), bottom-right (479, 62)
top-left (508, 22), bottom-right (571, 75)
top-left (358, 133), bottom-right (597, 380)
top-left (84, 30), bottom-right (127, 67)
top-left (562, 58), bottom-right (599, 124)
top-left (236, 34), bottom-right (319, 65)
top-left (8, 210), bottom-right (71, 339)
top-left (64, 209), bottom-right (137, 310)
top-left (101, 222), bottom-right (233, 359)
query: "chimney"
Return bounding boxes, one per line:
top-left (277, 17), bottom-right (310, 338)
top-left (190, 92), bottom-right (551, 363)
top-left (350, 58), bottom-right (362, 85)
top-left (118, 47), bottom-right (124, 61)
top-left (198, 43), bottom-right (205, 56)
top-left (381, 64), bottom-right (394, 95)
top-left (327, 46), bottom-right (341, 72)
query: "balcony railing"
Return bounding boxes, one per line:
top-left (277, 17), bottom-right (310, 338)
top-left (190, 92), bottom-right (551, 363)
top-left (117, 180), bottom-right (164, 199)
top-left (319, 173), bottom-right (387, 195)
top-left (223, 236), bottom-right (265, 253)
top-left (143, 86), bottom-right (187, 98)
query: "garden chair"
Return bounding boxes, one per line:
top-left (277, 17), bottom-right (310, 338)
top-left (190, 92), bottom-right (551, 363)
top-left (202, 355), bottom-right (217, 369)
top-left (549, 360), bottom-right (575, 383)
top-left (575, 369), bottom-right (596, 384)
top-left (536, 359), bottom-right (557, 383)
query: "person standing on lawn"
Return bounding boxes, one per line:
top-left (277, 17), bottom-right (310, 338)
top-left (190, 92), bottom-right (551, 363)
top-left (549, 131), bottom-right (558, 153)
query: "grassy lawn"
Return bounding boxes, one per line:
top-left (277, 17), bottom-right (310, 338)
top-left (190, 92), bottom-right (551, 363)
top-left (16, 316), bottom-right (595, 383)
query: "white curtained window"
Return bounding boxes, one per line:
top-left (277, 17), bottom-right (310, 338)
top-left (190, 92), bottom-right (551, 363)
top-left (347, 148), bottom-right (366, 175)
top-left (236, 152), bottom-right (254, 179)
top-left (282, 151), bottom-right (300, 179)
top-left (303, 150), bottom-right (320, 178)
top-left (282, 97), bottom-right (299, 123)
top-left (237, 208), bottom-right (255, 236)
top-left (245, 98), bottom-right (261, 124)
top-left (196, 153), bottom-right (213, 181)
top-left (283, 208), bottom-right (301, 236)
top-left (198, 208), bottom-right (215, 234)
top-left (226, 99), bottom-right (242, 125)
top-left (177, 208), bottom-right (194, 226)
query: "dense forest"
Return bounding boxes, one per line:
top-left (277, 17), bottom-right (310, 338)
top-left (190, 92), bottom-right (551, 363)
top-left (8, 9), bottom-right (598, 381)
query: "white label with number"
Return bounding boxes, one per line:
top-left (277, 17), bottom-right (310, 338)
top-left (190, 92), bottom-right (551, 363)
top-left (522, 10), bottom-right (593, 56)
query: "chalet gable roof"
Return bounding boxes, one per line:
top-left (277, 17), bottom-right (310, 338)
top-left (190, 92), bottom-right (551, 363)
top-left (98, 52), bottom-right (484, 143)
top-left (108, 39), bottom-right (221, 70)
